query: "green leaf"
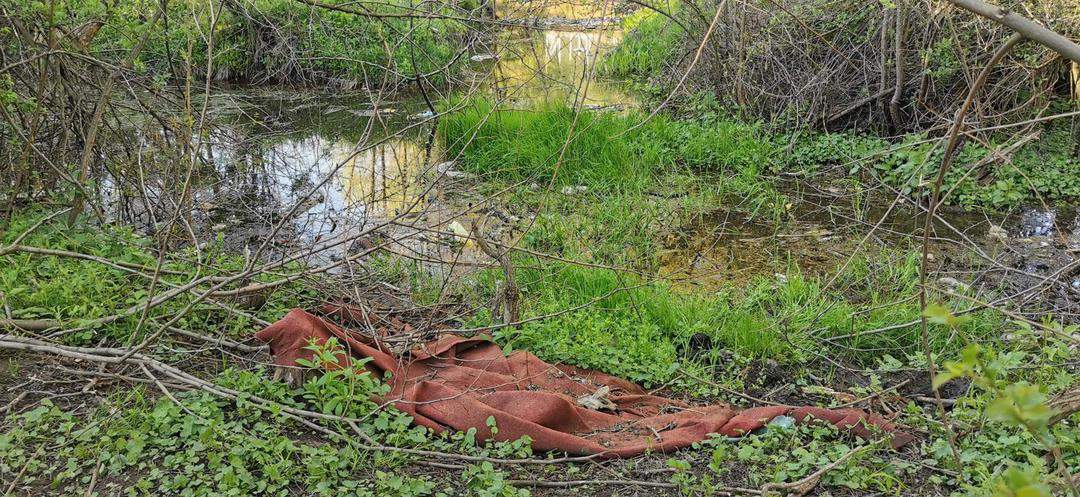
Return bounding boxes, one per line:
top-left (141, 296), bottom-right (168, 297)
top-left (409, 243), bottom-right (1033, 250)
top-left (992, 466), bottom-right (1051, 497)
top-left (985, 383), bottom-right (1055, 433)
top-left (923, 304), bottom-right (969, 327)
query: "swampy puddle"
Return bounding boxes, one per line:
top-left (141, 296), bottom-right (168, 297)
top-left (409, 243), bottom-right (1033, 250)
top-left (105, 22), bottom-right (629, 263)
top-left (658, 181), bottom-right (1080, 317)
top-left (100, 15), bottom-right (1080, 305)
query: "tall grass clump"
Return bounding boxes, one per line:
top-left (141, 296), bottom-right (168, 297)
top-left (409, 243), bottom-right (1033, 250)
top-left (438, 98), bottom-right (662, 188)
top-left (438, 97), bottom-right (775, 188)
top-left (599, 8), bottom-right (683, 79)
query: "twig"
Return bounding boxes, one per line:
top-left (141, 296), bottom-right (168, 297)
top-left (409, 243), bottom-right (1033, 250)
top-left (761, 444), bottom-right (874, 496)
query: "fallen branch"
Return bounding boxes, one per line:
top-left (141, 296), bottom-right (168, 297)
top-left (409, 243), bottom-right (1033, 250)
top-left (947, 0), bottom-right (1080, 62)
top-left (761, 444), bottom-right (874, 496)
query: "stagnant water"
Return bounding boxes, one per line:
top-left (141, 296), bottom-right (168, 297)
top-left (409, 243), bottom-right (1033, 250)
top-left (104, 24), bottom-right (628, 249)
top-left (99, 19), bottom-right (1080, 309)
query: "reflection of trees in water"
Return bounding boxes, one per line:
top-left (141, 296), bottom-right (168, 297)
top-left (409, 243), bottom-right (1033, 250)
top-left (543, 30), bottom-right (608, 65)
top-left (337, 138), bottom-right (431, 216)
top-left (492, 28), bottom-right (626, 106)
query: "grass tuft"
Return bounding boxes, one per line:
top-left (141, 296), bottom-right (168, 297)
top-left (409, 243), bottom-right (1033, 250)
top-left (437, 97), bottom-right (774, 189)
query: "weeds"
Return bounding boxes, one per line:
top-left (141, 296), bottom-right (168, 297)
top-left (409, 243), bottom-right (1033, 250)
top-left (599, 8), bottom-right (683, 80)
top-left (699, 424), bottom-right (908, 493)
top-left (437, 97), bottom-right (773, 189)
top-left (782, 122), bottom-right (1080, 208)
top-left (0, 211), bottom-right (308, 345)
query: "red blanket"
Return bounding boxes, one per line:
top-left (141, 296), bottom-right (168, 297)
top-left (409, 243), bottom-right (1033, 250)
top-left (255, 309), bottom-right (913, 456)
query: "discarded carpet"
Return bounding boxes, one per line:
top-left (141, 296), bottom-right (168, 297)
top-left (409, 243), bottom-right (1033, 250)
top-left (255, 308), bottom-right (914, 457)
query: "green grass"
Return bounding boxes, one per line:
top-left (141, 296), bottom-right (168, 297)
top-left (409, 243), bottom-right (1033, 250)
top-left (438, 99), bottom-right (659, 188)
top-left (599, 7), bottom-right (684, 80)
top-left (437, 97), bottom-right (774, 189)
top-left (467, 250), bottom-right (1000, 393)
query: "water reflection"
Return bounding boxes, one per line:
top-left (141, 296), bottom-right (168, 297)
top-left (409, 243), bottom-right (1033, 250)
top-left (497, 0), bottom-right (614, 21)
top-left (337, 138), bottom-right (433, 217)
top-left (490, 29), bottom-right (628, 107)
top-left (104, 23), bottom-right (630, 255)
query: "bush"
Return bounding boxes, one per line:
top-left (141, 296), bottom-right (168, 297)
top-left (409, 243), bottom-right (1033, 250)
top-left (39, 0), bottom-right (465, 84)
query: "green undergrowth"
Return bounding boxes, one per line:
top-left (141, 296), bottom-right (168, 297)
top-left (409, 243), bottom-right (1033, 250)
top-left (910, 325), bottom-right (1079, 495)
top-left (0, 366), bottom-right (532, 497)
top-left (2, 210), bottom-right (1076, 496)
top-left (465, 251), bottom-right (1000, 393)
top-left (598, 6), bottom-right (683, 80)
top-left (780, 115), bottom-right (1080, 209)
top-left (18, 0), bottom-right (465, 85)
top-left (437, 97), bottom-right (774, 189)
top-left (0, 212), bottom-right (309, 346)
top-left (0, 211), bottom-right (533, 496)
top-left (685, 423), bottom-right (914, 493)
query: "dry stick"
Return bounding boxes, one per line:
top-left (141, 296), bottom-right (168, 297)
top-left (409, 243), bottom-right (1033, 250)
top-left (0, 243), bottom-right (185, 276)
top-left (471, 217), bottom-right (520, 326)
top-left (917, 32), bottom-right (1025, 470)
top-left (0, 243), bottom-right (272, 334)
top-left (0, 335), bottom-right (604, 467)
top-left (761, 444), bottom-right (874, 496)
top-left (8, 0), bottom-right (57, 217)
top-left (679, 368), bottom-right (785, 407)
top-left (834, 379), bottom-right (912, 409)
top-left (82, 458), bottom-right (103, 497)
top-left (0, 106), bottom-right (102, 219)
top-left (3, 445), bottom-right (44, 496)
top-left (139, 362), bottom-right (197, 417)
top-left (827, 86), bottom-right (894, 124)
top-left (878, 8), bottom-right (892, 118)
top-left (889, 2), bottom-right (906, 129)
top-left (0, 391), bottom-right (29, 415)
top-left (508, 479), bottom-right (686, 491)
top-left (503, 479), bottom-right (665, 490)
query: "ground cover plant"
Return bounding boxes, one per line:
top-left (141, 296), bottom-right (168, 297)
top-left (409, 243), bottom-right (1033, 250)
top-left (783, 122), bottom-right (1080, 209)
top-left (2, 209), bottom-right (1076, 496)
